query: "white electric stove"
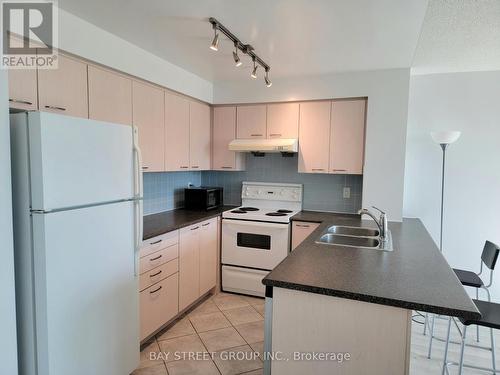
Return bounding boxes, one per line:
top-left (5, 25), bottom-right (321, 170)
top-left (221, 182), bottom-right (303, 297)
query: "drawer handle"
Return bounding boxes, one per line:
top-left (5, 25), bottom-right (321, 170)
top-left (149, 239), bottom-right (162, 245)
top-left (44, 105), bottom-right (66, 111)
top-left (221, 166), bottom-right (233, 169)
top-left (142, 166), bottom-right (149, 170)
top-left (191, 226), bottom-right (200, 231)
top-left (202, 222), bottom-right (210, 227)
top-left (149, 270), bottom-right (162, 278)
top-left (149, 254), bottom-right (162, 261)
top-left (9, 98), bottom-right (33, 105)
top-left (149, 286), bottom-right (162, 294)
top-left (180, 166), bottom-right (189, 169)
top-left (312, 168), bottom-right (325, 171)
top-left (296, 224), bottom-right (311, 228)
top-left (191, 166), bottom-right (199, 169)
top-left (250, 134), bottom-right (263, 137)
top-left (332, 169), bottom-right (347, 172)
top-left (269, 133), bottom-right (282, 137)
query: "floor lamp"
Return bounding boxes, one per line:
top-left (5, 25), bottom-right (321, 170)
top-left (431, 130), bottom-right (461, 252)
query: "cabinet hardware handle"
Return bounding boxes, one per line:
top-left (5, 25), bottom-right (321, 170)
top-left (44, 105), bottom-right (66, 111)
top-left (142, 166), bottom-right (149, 170)
top-left (180, 166), bottom-right (188, 169)
top-left (221, 166), bottom-right (233, 169)
top-left (250, 134), bottom-right (263, 137)
top-left (332, 169), bottom-right (347, 172)
top-left (149, 286), bottom-right (162, 294)
top-left (191, 226), bottom-right (200, 231)
top-left (312, 168), bottom-right (325, 171)
top-left (202, 223), bottom-right (210, 226)
top-left (191, 166), bottom-right (199, 169)
top-left (269, 133), bottom-right (282, 137)
top-left (9, 98), bottom-right (32, 105)
top-left (296, 224), bottom-right (310, 228)
top-left (149, 254), bottom-right (162, 261)
top-left (149, 270), bottom-right (162, 278)
top-left (150, 239), bottom-right (162, 245)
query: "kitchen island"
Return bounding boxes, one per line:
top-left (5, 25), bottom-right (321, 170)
top-left (262, 212), bottom-right (480, 375)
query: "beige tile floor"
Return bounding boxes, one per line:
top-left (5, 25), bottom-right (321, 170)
top-left (133, 293), bottom-right (500, 375)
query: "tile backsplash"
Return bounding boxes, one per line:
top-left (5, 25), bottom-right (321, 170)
top-left (202, 153), bottom-right (363, 213)
top-left (143, 154), bottom-right (363, 215)
top-left (143, 171), bottom-right (201, 215)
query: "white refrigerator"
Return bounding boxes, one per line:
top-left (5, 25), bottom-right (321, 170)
top-left (10, 112), bottom-right (143, 375)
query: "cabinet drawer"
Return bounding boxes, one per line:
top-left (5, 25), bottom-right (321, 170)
top-left (139, 258), bottom-right (178, 292)
top-left (292, 221), bottom-right (321, 250)
top-left (140, 273), bottom-right (179, 341)
top-left (139, 244), bottom-right (178, 274)
top-left (140, 230), bottom-right (179, 258)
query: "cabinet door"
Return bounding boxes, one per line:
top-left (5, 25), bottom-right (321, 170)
top-left (165, 92), bottom-right (190, 171)
top-left (330, 100), bottom-right (366, 174)
top-left (8, 69), bottom-right (38, 111)
top-left (179, 223), bottom-right (200, 311)
top-left (38, 54), bottom-right (88, 118)
top-left (291, 221), bottom-right (320, 250)
top-left (199, 218), bottom-right (218, 295)
top-left (140, 273), bottom-right (178, 341)
top-left (236, 105), bottom-right (267, 139)
top-left (88, 65), bottom-right (132, 125)
top-left (298, 101), bottom-right (331, 173)
top-left (267, 103), bottom-right (299, 139)
top-left (132, 81), bottom-right (165, 172)
top-left (189, 101), bottom-right (211, 170)
top-left (212, 106), bottom-right (245, 171)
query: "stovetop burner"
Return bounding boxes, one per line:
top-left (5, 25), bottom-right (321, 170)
top-left (266, 212), bottom-right (288, 217)
top-left (277, 209), bottom-right (293, 213)
top-left (230, 209), bottom-right (247, 214)
top-left (239, 207), bottom-right (259, 211)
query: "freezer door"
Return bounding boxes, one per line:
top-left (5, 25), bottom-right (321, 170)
top-left (30, 201), bottom-right (139, 375)
top-left (26, 111), bottom-right (134, 210)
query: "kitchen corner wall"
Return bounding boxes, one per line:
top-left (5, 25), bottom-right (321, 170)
top-left (202, 153), bottom-right (362, 212)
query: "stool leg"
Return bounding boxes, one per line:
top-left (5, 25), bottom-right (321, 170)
top-left (476, 288), bottom-right (480, 342)
top-left (442, 316), bottom-right (452, 375)
top-left (490, 327), bottom-right (496, 374)
top-left (428, 313), bottom-right (436, 359)
top-left (424, 312), bottom-right (428, 335)
top-left (458, 325), bottom-right (467, 375)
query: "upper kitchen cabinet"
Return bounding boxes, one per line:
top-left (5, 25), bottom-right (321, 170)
top-left (329, 99), bottom-right (366, 174)
top-left (88, 65), bottom-right (132, 125)
top-left (132, 81), bottom-right (165, 172)
top-left (189, 101), bottom-right (211, 170)
top-left (236, 105), bottom-right (267, 139)
top-left (38, 54), bottom-right (88, 118)
top-left (267, 103), bottom-right (299, 139)
top-left (212, 106), bottom-right (245, 171)
top-left (165, 92), bottom-right (190, 171)
top-left (8, 69), bottom-right (38, 111)
top-left (298, 101), bottom-right (331, 173)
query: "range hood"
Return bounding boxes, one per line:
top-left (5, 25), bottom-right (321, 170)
top-left (228, 138), bottom-right (298, 153)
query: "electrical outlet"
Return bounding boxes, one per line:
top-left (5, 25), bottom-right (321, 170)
top-left (343, 187), bottom-right (351, 199)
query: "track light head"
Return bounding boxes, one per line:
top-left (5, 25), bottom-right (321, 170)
top-left (209, 24), bottom-right (219, 51)
top-left (233, 45), bottom-right (242, 67)
top-left (251, 59), bottom-right (258, 79)
top-left (264, 69), bottom-right (272, 87)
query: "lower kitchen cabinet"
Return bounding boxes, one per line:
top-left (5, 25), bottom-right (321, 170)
top-left (140, 272), bottom-right (178, 341)
top-left (199, 218), bottom-right (218, 295)
top-left (291, 221), bottom-right (320, 250)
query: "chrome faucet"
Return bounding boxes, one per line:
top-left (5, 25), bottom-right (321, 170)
top-left (358, 206), bottom-right (388, 242)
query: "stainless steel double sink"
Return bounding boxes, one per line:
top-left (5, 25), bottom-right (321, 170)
top-left (316, 225), bottom-right (393, 251)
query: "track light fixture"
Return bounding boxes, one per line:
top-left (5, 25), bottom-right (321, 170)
top-left (209, 17), bottom-right (272, 87)
top-left (251, 59), bottom-right (258, 79)
top-left (264, 69), bottom-right (272, 87)
top-left (233, 44), bottom-right (242, 67)
top-left (209, 24), bottom-right (219, 51)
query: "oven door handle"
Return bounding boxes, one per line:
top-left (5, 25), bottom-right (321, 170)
top-left (222, 218), bottom-right (289, 229)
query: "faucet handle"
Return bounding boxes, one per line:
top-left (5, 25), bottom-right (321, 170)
top-left (371, 206), bottom-right (386, 215)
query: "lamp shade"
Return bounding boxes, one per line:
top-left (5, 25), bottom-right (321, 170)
top-left (431, 131), bottom-right (461, 145)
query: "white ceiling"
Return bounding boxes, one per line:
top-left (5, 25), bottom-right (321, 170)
top-left (58, 0), bottom-right (429, 82)
top-left (412, 0), bottom-right (500, 75)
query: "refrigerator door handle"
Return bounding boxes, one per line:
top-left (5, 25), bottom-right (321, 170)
top-left (132, 126), bottom-right (143, 276)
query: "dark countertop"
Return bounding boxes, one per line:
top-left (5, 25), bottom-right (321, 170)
top-left (263, 211), bottom-right (480, 320)
top-left (143, 206), bottom-right (236, 240)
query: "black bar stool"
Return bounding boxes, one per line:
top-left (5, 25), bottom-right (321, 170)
top-left (427, 241), bottom-right (500, 358)
top-left (442, 299), bottom-right (500, 374)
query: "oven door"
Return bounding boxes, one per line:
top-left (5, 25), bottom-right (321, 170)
top-left (222, 218), bottom-right (290, 270)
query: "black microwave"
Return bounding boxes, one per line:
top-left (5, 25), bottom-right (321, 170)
top-left (184, 187), bottom-right (223, 211)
